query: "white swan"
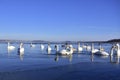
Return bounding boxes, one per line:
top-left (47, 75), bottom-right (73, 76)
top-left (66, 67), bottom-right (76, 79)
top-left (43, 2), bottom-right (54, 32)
top-left (91, 43), bottom-right (99, 54)
top-left (47, 44), bottom-right (52, 51)
top-left (7, 42), bottom-right (15, 50)
top-left (30, 43), bottom-right (35, 48)
top-left (115, 43), bottom-right (120, 56)
top-left (40, 44), bottom-right (44, 50)
top-left (111, 43), bottom-right (120, 56)
top-left (18, 43), bottom-right (24, 53)
top-left (78, 43), bottom-right (83, 52)
top-left (57, 46), bottom-right (73, 55)
top-left (94, 44), bottom-right (109, 56)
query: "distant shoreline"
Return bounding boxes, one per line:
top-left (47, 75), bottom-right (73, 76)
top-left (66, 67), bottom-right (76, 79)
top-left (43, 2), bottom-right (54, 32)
top-left (0, 39), bottom-right (120, 44)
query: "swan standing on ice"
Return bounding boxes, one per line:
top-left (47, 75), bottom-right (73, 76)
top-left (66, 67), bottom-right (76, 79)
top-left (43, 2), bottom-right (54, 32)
top-left (18, 43), bottom-right (24, 53)
top-left (78, 43), bottom-right (83, 52)
top-left (111, 43), bottom-right (120, 56)
top-left (40, 44), bottom-right (44, 50)
top-left (7, 42), bottom-right (15, 50)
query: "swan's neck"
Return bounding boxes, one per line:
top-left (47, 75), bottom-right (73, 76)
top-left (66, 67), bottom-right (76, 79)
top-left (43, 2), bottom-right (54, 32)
top-left (110, 46), bottom-right (114, 56)
top-left (20, 43), bottom-right (23, 48)
top-left (20, 45), bottom-right (22, 48)
top-left (8, 43), bottom-right (10, 47)
top-left (70, 47), bottom-right (73, 54)
top-left (116, 44), bottom-right (120, 56)
top-left (78, 43), bottom-right (80, 48)
top-left (99, 44), bottom-right (101, 50)
top-left (91, 43), bottom-right (94, 50)
top-left (117, 44), bottom-right (120, 50)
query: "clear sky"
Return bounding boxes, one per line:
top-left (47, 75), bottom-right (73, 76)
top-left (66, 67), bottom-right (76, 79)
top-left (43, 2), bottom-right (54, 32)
top-left (0, 0), bottom-right (119, 41)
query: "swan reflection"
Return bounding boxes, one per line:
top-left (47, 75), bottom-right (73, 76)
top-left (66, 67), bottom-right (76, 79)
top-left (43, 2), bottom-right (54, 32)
top-left (7, 48), bottom-right (15, 56)
top-left (110, 55), bottom-right (119, 64)
top-left (90, 53), bottom-right (109, 62)
top-left (91, 54), bottom-right (94, 62)
top-left (54, 54), bottom-right (73, 62)
top-left (18, 52), bottom-right (24, 61)
top-left (54, 55), bottom-right (59, 62)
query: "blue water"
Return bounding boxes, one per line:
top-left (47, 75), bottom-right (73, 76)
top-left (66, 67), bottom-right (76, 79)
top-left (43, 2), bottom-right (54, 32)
top-left (0, 43), bottom-right (119, 72)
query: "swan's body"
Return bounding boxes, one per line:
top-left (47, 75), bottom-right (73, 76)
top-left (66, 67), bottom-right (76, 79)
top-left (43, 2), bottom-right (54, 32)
top-left (93, 44), bottom-right (109, 56)
top-left (78, 43), bottom-right (83, 52)
top-left (92, 49), bottom-right (99, 54)
top-left (40, 44), bottom-right (44, 50)
top-left (47, 44), bottom-right (52, 51)
top-left (30, 43), bottom-right (35, 48)
top-left (57, 47), bottom-right (73, 55)
top-left (18, 43), bottom-right (24, 53)
top-left (7, 42), bottom-right (15, 50)
top-left (95, 51), bottom-right (109, 56)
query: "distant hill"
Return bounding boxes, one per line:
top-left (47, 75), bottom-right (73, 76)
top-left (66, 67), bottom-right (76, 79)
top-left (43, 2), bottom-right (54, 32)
top-left (107, 39), bottom-right (120, 43)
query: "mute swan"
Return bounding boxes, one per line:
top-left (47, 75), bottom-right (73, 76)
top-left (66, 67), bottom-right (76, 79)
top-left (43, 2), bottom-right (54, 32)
top-left (57, 46), bottom-right (73, 55)
top-left (47, 44), bottom-right (52, 51)
top-left (78, 43), bottom-right (83, 52)
top-left (94, 44), bottom-right (109, 56)
top-left (18, 43), bottom-right (24, 53)
top-left (111, 43), bottom-right (120, 56)
top-left (30, 43), bottom-right (35, 48)
top-left (7, 42), bottom-right (15, 50)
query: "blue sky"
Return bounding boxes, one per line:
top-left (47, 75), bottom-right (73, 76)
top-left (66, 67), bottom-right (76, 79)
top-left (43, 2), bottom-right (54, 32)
top-left (0, 0), bottom-right (119, 41)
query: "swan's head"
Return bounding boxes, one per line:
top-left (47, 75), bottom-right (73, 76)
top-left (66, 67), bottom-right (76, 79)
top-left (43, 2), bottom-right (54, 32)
top-left (116, 43), bottom-right (119, 47)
